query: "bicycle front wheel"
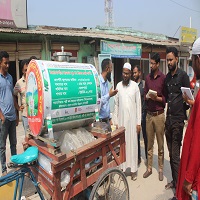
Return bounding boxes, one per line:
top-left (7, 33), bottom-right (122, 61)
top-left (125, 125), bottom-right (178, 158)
top-left (89, 167), bottom-right (129, 200)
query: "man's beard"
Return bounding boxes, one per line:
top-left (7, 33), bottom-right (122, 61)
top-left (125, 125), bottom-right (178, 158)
top-left (168, 63), bottom-right (176, 72)
top-left (122, 78), bottom-right (130, 85)
top-left (133, 76), bottom-right (139, 82)
top-left (150, 69), bottom-right (155, 77)
top-left (106, 72), bottom-right (111, 82)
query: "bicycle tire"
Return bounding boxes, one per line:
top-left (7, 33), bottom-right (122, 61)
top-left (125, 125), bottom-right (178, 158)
top-left (89, 167), bottom-right (129, 200)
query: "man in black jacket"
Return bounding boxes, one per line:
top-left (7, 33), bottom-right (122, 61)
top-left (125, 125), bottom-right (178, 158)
top-left (164, 47), bottom-right (190, 194)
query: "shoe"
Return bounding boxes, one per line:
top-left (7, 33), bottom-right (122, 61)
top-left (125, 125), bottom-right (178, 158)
top-left (2, 171), bottom-right (7, 176)
top-left (165, 181), bottom-right (175, 190)
top-left (170, 197), bottom-right (177, 200)
top-left (131, 172), bottom-right (137, 181)
top-left (159, 171), bottom-right (163, 181)
top-left (143, 170), bottom-right (152, 178)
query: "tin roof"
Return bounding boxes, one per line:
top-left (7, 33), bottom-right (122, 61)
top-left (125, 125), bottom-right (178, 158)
top-left (0, 25), bottom-right (179, 46)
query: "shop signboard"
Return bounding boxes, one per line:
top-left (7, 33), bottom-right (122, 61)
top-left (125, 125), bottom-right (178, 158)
top-left (0, 0), bottom-right (27, 28)
top-left (100, 40), bottom-right (142, 58)
top-left (180, 26), bottom-right (198, 44)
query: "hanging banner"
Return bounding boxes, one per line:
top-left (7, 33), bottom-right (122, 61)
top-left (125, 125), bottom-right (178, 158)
top-left (100, 40), bottom-right (142, 58)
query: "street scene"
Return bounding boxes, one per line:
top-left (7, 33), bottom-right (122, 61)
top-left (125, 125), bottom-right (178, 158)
top-left (1, 122), bottom-right (178, 200)
top-left (0, 0), bottom-right (200, 200)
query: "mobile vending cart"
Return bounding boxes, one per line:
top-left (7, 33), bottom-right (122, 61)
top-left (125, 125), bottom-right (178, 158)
top-left (24, 59), bottom-right (129, 200)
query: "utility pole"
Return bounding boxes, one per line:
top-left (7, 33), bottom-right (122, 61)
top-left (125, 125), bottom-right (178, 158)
top-left (105, 0), bottom-right (114, 27)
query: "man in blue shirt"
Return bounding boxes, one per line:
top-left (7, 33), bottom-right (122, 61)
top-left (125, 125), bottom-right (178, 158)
top-left (0, 51), bottom-right (19, 176)
top-left (99, 58), bottom-right (118, 131)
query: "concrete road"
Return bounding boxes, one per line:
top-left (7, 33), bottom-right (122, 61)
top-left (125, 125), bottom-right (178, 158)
top-left (1, 122), bottom-right (184, 200)
top-left (126, 137), bottom-right (175, 200)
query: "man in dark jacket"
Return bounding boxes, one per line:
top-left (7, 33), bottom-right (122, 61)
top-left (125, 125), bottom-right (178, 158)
top-left (164, 47), bottom-right (190, 197)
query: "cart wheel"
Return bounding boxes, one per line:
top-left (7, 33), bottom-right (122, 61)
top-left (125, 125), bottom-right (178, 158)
top-left (89, 167), bottom-right (129, 200)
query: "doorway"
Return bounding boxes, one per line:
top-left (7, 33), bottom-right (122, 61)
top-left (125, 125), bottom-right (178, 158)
top-left (8, 61), bottom-right (17, 86)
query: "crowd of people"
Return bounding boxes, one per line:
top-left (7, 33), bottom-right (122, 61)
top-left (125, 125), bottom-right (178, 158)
top-left (99, 37), bottom-right (200, 200)
top-left (0, 37), bottom-right (200, 200)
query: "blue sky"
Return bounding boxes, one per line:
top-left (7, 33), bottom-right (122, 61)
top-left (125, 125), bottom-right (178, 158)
top-left (27, 0), bottom-right (200, 38)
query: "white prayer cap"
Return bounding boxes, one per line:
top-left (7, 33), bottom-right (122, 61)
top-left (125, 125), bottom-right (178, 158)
top-left (192, 37), bottom-right (200, 55)
top-left (123, 62), bottom-right (131, 71)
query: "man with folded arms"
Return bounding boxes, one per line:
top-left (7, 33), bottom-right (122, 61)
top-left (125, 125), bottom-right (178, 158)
top-left (143, 52), bottom-right (166, 181)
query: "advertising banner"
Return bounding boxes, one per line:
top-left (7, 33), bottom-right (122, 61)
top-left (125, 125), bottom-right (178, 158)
top-left (26, 60), bottom-right (100, 136)
top-left (180, 26), bottom-right (198, 44)
top-left (0, 0), bottom-right (27, 28)
top-left (100, 40), bottom-right (142, 58)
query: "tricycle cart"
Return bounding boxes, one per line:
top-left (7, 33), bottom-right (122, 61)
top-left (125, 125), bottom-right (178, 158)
top-left (25, 127), bottom-right (129, 200)
top-left (24, 59), bottom-right (129, 199)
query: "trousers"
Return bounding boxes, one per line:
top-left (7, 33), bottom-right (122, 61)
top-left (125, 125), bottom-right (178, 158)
top-left (146, 112), bottom-right (165, 170)
top-left (0, 119), bottom-right (17, 173)
top-left (138, 111), bottom-right (147, 160)
top-left (165, 118), bottom-right (184, 188)
top-left (22, 116), bottom-right (29, 135)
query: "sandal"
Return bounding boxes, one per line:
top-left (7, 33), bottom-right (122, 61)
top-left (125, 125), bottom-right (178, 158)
top-left (131, 172), bottom-right (137, 181)
top-left (165, 181), bottom-right (175, 190)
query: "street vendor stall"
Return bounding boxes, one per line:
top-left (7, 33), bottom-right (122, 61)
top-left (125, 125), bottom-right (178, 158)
top-left (24, 59), bottom-right (129, 200)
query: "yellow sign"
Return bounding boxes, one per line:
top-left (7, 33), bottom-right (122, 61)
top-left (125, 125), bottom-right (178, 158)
top-left (180, 26), bottom-right (198, 44)
top-left (0, 180), bottom-right (16, 200)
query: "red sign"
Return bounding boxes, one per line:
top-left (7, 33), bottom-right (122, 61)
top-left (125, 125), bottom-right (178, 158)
top-left (26, 61), bottom-right (44, 136)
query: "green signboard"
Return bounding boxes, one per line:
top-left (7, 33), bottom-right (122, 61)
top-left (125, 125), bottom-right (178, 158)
top-left (100, 40), bottom-right (142, 58)
top-left (26, 60), bottom-right (100, 135)
top-left (48, 68), bottom-right (97, 110)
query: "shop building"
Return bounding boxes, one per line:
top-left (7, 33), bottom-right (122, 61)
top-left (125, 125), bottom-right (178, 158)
top-left (0, 25), bottom-right (190, 87)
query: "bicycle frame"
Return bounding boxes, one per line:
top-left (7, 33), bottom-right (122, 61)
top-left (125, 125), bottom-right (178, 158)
top-left (0, 165), bottom-right (45, 200)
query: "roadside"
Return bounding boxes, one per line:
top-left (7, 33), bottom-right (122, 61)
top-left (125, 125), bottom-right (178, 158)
top-left (1, 122), bottom-right (187, 200)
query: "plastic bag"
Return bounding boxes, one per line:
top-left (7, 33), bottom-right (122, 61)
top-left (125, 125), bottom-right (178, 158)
top-left (38, 152), bottom-right (52, 174)
top-left (60, 170), bottom-right (70, 188)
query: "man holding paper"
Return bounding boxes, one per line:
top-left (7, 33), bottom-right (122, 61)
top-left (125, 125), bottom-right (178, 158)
top-left (182, 87), bottom-right (195, 109)
top-left (181, 87), bottom-right (194, 101)
top-left (143, 53), bottom-right (166, 181)
top-left (164, 47), bottom-right (190, 198)
top-left (176, 37), bottom-right (200, 200)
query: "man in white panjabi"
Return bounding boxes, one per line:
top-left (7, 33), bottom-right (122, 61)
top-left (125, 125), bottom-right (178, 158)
top-left (113, 62), bottom-right (141, 181)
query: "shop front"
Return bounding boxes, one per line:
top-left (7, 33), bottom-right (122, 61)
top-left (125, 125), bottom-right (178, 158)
top-left (100, 40), bottom-right (142, 87)
top-left (0, 41), bottom-right (42, 85)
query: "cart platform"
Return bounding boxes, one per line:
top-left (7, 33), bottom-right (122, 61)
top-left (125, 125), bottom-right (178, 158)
top-left (25, 127), bottom-right (126, 200)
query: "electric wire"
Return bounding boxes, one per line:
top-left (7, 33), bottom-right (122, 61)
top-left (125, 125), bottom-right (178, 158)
top-left (169, 0), bottom-right (200, 13)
